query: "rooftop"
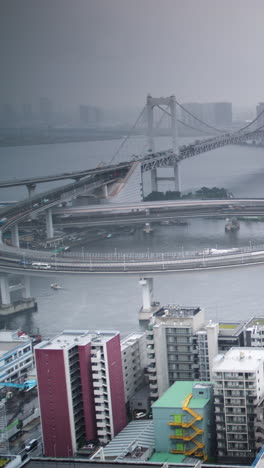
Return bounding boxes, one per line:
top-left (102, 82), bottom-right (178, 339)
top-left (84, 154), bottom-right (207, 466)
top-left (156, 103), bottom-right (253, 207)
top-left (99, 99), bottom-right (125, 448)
top-left (0, 340), bottom-right (31, 359)
top-left (94, 420), bottom-right (154, 461)
top-left (213, 348), bottom-right (264, 372)
top-left (152, 381), bottom-right (210, 409)
top-left (154, 306), bottom-right (201, 319)
top-left (35, 330), bottom-right (119, 351)
top-left (219, 323), bottom-right (239, 329)
top-left (121, 332), bottom-right (145, 351)
top-left (246, 317), bottom-right (264, 327)
top-left (149, 453), bottom-right (186, 463)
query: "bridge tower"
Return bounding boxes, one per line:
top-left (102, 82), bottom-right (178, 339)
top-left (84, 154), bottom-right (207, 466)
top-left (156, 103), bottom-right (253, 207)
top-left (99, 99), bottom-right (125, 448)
top-left (146, 95), bottom-right (180, 193)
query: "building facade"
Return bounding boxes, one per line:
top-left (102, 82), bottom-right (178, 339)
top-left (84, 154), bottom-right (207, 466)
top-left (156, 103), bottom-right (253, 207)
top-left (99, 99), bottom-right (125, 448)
top-left (35, 330), bottom-right (126, 457)
top-left (152, 381), bottom-right (215, 461)
top-left (213, 348), bottom-right (264, 463)
top-left (121, 332), bottom-right (147, 406)
top-left (144, 306), bottom-right (219, 401)
top-left (0, 331), bottom-right (33, 384)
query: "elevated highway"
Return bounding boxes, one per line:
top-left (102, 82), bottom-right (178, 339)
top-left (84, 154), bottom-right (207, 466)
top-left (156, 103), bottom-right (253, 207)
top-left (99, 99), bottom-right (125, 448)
top-left (1, 197), bottom-right (264, 274)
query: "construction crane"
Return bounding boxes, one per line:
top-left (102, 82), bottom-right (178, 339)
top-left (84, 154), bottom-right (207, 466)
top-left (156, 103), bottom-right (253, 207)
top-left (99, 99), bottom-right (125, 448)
top-left (0, 380), bottom-right (37, 391)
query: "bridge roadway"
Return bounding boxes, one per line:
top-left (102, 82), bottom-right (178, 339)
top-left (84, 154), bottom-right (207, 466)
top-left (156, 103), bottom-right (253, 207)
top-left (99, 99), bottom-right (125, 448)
top-left (51, 198), bottom-right (264, 228)
top-left (1, 125), bottom-right (264, 189)
top-left (2, 198), bottom-right (264, 274)
top-left (0, 161), bottom-right (133, 189)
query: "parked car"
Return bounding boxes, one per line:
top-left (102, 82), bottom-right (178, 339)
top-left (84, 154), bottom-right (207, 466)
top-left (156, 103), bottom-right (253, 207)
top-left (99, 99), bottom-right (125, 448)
top-left (25, 439), bottom-right (38, 452)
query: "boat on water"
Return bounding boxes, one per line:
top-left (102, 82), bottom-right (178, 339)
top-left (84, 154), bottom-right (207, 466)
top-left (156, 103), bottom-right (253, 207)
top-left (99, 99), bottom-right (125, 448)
top-left (225, 217), bottom-right (240, 232)
top-left (18, 329), bottom-right (42, 345)
top-left (50, 283), bottom-right (62, 290)
top-left (143, 223), bottom-right (154, 234)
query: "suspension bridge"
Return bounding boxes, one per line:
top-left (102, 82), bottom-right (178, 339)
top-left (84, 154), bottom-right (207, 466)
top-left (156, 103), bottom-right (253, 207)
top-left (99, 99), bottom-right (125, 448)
top-left (0, 94), bottom-right (264, 311)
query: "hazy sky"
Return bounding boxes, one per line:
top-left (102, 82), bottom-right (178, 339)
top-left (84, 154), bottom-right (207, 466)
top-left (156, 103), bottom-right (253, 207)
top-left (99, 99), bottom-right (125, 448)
top-left (1, 0), bottom-right (264, 110)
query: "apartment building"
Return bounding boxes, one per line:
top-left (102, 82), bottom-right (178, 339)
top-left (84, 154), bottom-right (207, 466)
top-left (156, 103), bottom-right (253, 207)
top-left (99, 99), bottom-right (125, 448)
top-left (213, 348), bottom-right (264, 464)
top-left (35, 330), bottom-right (126, 457)
top-left (121, 332), bottom-right (147, 405)
top-left (145, 305), bottom-right (218, 400)
top-left (0, 330), bottom-right (33, 383)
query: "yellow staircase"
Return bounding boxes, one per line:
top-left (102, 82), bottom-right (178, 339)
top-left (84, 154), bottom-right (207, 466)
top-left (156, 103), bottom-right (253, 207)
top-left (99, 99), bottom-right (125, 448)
top-left (169, 393), bottom-right (207, 461)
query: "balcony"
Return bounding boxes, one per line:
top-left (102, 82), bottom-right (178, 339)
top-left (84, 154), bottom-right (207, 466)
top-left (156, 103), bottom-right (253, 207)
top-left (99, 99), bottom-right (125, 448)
top-left (93, 379), bottom-right (104, 388)
top-left (94, 388), bottom-right (103, 397)
top-left (94, 397), bottom-right (104, 404)
top-left (149, 373), bottom-right (157, 381)
top-left (150, 382), bottom-right (158, 389)
top-left (97, 421), bottom-right (107, 428)
top-left (96, 412), bottom-right (107, 420)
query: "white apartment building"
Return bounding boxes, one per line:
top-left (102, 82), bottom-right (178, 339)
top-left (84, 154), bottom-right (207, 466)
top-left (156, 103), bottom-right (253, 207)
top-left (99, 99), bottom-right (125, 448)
top-left (145, 306), bottom-right (219, 400)
top-left (121, 332), bottom-right (147, 405)
top-left (213, 348), bottom-right (264, 464)
top-left (0, 330), bottom-right (33, 383)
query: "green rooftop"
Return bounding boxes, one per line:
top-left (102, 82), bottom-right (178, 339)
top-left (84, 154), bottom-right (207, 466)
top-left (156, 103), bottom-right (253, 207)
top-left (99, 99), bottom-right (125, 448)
top-left (219, 323), bottom-right (239, 329)
top-left (251, 318), bottom-right (264, 326)
top-left (149, 452), bottom-right (186, 463)
top-left (152, 381), bottom-right (210, 409)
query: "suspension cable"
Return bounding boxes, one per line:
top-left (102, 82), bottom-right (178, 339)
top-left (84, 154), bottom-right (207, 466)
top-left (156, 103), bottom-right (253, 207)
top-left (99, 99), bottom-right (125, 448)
top-left (236, 109), bottom-right (264, 132)
top-left (156, 105), bottom-right (217, 135)
top-left (175, 100), bottom-right (225, 134)
top-left (109, 106), bottom-right (146, 164)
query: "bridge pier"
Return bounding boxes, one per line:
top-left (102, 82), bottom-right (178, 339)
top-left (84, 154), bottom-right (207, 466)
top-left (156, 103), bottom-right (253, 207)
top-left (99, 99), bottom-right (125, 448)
top-left (174, 162), bottom-right (181, 193)
top-left (0, 275), bottom-right (10, 305)
top-left (46, 208), bottom-right (54, 238)
top-left (11, 224), bottom-right (20, 248)
top-left (150, 169), bottom-right (158, 192)
top-left (26, 183), bottom-right (36, 198)
top-left (22, 276), bottom-right (31, 299)
top-left (0, 274), bottom-right (37, 315)
top-left (147, 95), bottom-right (155, 152)
top-left (103, 184), bottom-right (109, 199)
top-left (139, 277), bottom-right (153, 311)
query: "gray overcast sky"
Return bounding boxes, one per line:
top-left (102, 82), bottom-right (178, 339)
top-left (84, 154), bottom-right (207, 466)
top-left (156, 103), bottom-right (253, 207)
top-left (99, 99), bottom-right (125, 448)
top-left (0, 0), bottom-right (263, 110)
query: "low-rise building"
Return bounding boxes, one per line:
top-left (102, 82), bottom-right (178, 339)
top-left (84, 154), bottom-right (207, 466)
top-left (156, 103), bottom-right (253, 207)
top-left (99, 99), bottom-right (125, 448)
top-left (0, 330), bottom-right (33, 383)
top-left (152, 381), bottom-right (215, 461)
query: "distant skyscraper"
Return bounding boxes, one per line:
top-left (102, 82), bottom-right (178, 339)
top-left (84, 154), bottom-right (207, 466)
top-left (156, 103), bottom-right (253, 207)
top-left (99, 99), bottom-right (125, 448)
top-left (39, 97), bottom-right (52, 124)
top-left (22, 103), bottom-right (33, 122)
top-left (213, 102), bottom-right (232, 126)
top-left (181, 102), bottom-right (232, 129)
top-left (79, 105), bottom-right (103, 126)
top-left (1, 104), bottom-right (17, 126)
top-left (35, 330), bottom-right (126, 457)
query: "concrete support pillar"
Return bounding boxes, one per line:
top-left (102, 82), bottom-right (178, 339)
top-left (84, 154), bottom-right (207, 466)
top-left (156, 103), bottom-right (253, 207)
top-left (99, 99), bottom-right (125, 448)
top-left (103, 184), bottom-right (108, 199)
top-left (150, 168), bottom-right (158, 193)
top-left (26, 184), bottom-right (36, 198)
top-left (139, 277), bottom-right (153, 312)
top-left (46, 208), bottom-right (54, 238)
top-left (0, 275), bottom-right (10, 305)
top-left (11, 224), bottom-right (20, 247)
top-left (22, 276), bottom-right (31, 299)
top-left (170, 95), bottom-right (178, 153)
top-left (147, 95), bottom-right (155, 152)
top-left (174, 162), bottom-right (181, 193)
